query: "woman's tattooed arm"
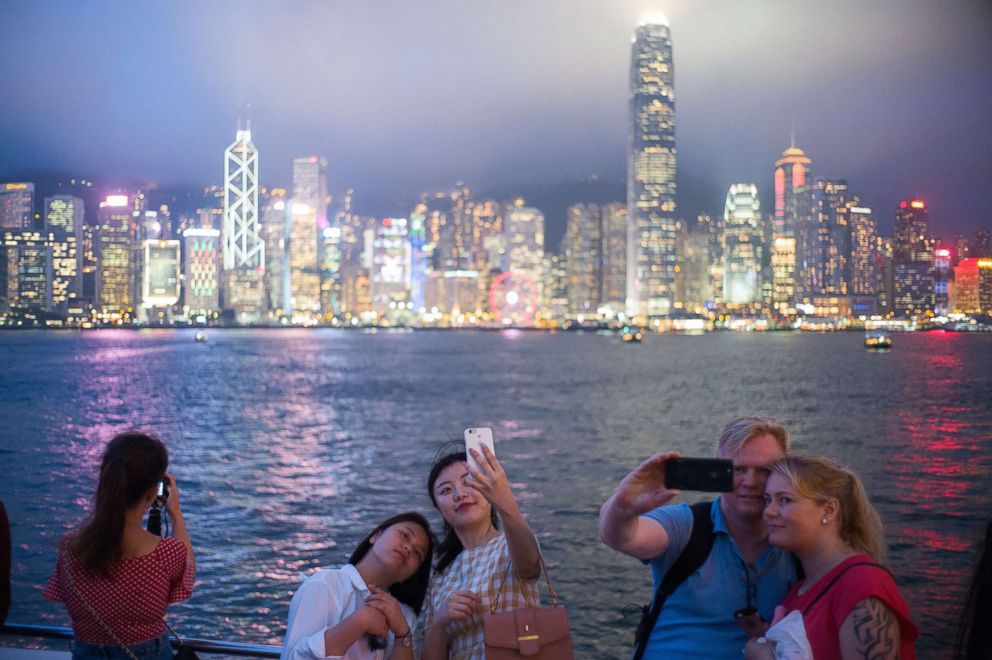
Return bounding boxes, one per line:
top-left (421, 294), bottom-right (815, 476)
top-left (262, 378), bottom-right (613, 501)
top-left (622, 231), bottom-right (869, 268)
top-left (839, 597), bottom-right (901, 660)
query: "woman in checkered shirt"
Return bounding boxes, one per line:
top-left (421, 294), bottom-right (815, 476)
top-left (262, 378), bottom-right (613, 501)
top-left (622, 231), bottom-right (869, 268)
top-left (422, 446), bottom-right (542, 660)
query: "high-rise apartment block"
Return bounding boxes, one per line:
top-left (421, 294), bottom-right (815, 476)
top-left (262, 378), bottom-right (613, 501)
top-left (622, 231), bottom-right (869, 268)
top-left (627, 18), bottom-right (676, 319)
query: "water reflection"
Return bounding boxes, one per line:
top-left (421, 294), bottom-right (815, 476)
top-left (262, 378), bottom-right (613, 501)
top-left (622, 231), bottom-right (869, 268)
top-left (1, 330), bottom-right (990, 655)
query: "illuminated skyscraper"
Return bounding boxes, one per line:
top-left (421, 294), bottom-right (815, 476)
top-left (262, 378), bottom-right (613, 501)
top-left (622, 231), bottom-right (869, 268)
top-left (141, 240), bottom-right (181, 320)
top-left (773, 143), bottom-right (812, 307)
top-left (601, 203), bottom-right (627, 312)
top-left (564, 204), bottom-right (603, 316)
top-left (2, 229), bottom-right (50, 311)
top-left (260, 189), bottom-right (289, 314)
top-left (722, 184), bottom-right (763, 305)
top-left (893, 199), bottom-right (934, 314)
top-left (848, 207), bottom-right (877, 296)
top-left (45, 195), bottom-right (84, 312)
top-left (807, 179), bottom-right (854, 296)
top-left (370, 218), bottom-right (412, 318)
top-left (182, 228), bottom-right (220, 319)
top-left (954, 258), bottom-right (992, 313)
top-left (627, 16), bottom-right (676, 318)
top-left (223, 125), bottom-right (265, 323)
top-left (933, 246), bottom-right (952, 314)
top-left (223, 127), bottom-right (263, 270)
top-left (505, 202), bottom-right (545, 284)
top-left (1, 183), bottom-right (34, 230)
top-left (96, 194), bottom-right (134, 319)
top-left (288, 157), bottom-right (326, 320)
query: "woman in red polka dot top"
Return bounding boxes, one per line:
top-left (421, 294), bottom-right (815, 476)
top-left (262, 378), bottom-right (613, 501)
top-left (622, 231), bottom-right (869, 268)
top-left (44, 431), bottom-right (196, 660)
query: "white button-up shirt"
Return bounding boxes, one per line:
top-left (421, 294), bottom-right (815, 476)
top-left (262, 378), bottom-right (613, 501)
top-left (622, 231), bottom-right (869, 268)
top-left (281, 564), bottom-right (416, 660)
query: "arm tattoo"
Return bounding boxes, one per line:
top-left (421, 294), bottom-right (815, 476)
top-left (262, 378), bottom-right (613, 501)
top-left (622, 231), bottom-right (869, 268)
top-left (850, 598), bottom-right (900, 659)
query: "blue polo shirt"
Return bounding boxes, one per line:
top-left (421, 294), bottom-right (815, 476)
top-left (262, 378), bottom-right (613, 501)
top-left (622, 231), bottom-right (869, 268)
top-left (640, 498), bottom-right (797, 659)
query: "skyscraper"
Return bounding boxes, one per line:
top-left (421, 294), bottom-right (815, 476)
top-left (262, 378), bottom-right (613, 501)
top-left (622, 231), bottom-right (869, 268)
top-left (0, 183), bottom-right (34, 230)
top-left (223, 127), bottom-right (263, 271)
top-left (601, 203), bottom-right (627, 313)
top-left (96, 194), bottom-right (134, 320)
top-left (223, 125), bottom-right (265, 323)
top-left (893, 199), bottom-right (934, 314)
top-left (45, 195), bottom-right (84, 312)
top-left (848, 207), bottom-right (877, 296)
top-left (773, 143), bottom-right (811, 308)
top-left (722, 184), bottom-right (763, 305)
top-left (564, 204), bottom-right (603, 316)
top-left (504, 202), bottom-right (545, 285)
top-left (288, 157), bottom-right (326, 319)
top-left (182, 227), bottom-right (220, 319)
top-left (627, 15), bottom-right (676, 319)
top-left (807, 179), bottom-right (854, 296)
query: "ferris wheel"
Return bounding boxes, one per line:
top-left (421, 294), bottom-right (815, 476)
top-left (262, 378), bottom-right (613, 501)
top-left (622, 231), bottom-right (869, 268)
top-left (489, 271), bottom-right (539, 325)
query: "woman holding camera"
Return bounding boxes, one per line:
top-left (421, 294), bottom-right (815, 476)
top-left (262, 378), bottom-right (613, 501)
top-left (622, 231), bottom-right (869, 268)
top-left (744, 454), bottom-right (917, 659)
top-left (421, 446), bottom-right (541, 660)
top-left (281, 512), bottom-right (434, 660)
top-left (44, 431), bottom-right (195, 660)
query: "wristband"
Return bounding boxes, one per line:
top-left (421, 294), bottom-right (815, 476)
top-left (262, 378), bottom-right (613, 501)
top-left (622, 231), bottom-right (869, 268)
top-left (394, 629), bottom-right (412, 647)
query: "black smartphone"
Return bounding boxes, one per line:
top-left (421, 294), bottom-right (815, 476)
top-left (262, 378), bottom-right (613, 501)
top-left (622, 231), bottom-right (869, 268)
top-left (664, 457), bottom-right (734, 492)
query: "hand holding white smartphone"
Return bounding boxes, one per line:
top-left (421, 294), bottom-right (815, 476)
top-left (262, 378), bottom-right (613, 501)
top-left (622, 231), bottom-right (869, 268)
top-left (464, 427), bottom-right (495, 472)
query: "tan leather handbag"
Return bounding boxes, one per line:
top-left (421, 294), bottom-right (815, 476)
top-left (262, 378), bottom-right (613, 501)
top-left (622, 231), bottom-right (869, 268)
top-left (482, 555), bottom-right (575, 659)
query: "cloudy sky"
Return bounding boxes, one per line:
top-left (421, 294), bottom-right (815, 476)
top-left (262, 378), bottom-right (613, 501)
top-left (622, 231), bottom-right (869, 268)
top-left (1, 0), bottom-right (989, 240)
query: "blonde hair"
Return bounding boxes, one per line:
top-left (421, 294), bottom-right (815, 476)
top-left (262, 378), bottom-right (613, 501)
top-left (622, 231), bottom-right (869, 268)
top-left (770, 454), bottom-right (887, 562)
top-left (717, 416), bottom-right (790, 456)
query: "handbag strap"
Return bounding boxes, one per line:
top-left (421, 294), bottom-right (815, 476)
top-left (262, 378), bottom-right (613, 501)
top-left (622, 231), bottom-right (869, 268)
top-left (489, 552), bottom-right (560, 614)
top-left (62, 557), bottom-right (141, 660)
top-left (802, 561), bottom-right (892, 616)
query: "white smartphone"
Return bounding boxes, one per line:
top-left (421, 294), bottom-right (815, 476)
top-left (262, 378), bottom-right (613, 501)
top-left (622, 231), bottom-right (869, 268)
top-left (464, 427), bottom-right (495, 472)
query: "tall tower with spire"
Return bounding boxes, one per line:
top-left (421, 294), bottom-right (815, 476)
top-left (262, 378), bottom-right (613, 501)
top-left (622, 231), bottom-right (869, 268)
top-left (771, 139), bottom-right (812, 311)
top-left (221, 116), bottom-right (266, 322)
top-left (626, 13), bottom-right (676, 320)
top-left (224, 121), bottom-right (263, 270)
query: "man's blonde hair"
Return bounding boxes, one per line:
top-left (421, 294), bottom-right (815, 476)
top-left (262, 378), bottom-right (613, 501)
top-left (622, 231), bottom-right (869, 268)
top-left (716, 416), bottom-right (790, 456)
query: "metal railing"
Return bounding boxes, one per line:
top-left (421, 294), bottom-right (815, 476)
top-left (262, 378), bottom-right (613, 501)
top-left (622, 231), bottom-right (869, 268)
top-left (1, 623), bottom-right (281, 658)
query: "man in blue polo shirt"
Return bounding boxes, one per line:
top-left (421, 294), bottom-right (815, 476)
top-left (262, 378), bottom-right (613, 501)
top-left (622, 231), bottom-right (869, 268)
top-left (599, 416), bottom-right (798, 658)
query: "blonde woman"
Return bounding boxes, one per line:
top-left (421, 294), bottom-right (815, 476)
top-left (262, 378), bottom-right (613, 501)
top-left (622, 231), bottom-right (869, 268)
top-left (745, 454), bottom-right (917, 659)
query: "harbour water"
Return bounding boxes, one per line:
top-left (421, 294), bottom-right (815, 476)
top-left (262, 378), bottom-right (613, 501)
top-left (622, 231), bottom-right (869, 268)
top-left (1, 329), bottom-right (990, 657)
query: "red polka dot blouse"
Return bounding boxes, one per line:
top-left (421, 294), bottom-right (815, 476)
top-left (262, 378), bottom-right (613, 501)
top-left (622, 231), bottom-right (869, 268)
top-left (44, 538), bottom-right (195, 645)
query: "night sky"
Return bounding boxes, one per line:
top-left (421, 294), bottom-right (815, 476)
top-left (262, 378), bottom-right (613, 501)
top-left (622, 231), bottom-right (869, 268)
top-left (1, 0), bottom-right (990, 242)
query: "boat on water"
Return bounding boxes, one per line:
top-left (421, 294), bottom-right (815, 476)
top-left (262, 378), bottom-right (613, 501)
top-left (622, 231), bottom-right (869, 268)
top-left (194, 332), bottom-right (208, 343)
top-left (620, 325), bottom-right (643, 343)
top-left (864, 330), bottom-right (892, 349)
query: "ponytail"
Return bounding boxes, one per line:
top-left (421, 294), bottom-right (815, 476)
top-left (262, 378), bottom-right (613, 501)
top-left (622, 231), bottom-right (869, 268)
top-left (66, 432), bottom-right (168, 575)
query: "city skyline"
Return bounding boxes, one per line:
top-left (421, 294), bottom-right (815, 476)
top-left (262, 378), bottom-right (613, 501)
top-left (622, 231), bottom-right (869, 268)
top-left (1, 1), bottom-right (990, 240)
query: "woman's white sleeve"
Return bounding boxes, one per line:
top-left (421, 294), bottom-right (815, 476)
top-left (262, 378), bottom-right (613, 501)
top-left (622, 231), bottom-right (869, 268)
top-left (281, 576), bottom-right (345, 660)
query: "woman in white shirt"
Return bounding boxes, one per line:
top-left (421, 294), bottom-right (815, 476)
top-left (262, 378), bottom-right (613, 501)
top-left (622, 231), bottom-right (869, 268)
top-left (282, 512), bottom-right (435, 660)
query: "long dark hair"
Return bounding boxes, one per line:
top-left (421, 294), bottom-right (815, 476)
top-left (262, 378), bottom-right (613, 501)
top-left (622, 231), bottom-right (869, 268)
top-left (66, 432), bottom-right (168, 576)
top-left (347, 512), bottom-right (434, 616)
top-left (427, 449), bottom-right (500, 575)
top-left (955, 520), bottom-right (992, 658)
